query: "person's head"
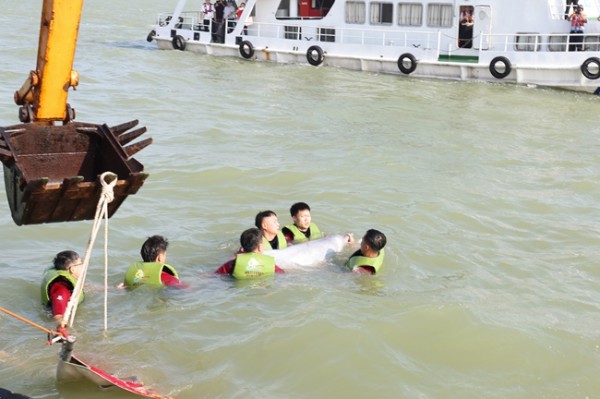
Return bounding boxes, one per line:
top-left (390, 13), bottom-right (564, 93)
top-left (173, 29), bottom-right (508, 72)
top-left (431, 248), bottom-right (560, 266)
top-left (255, 210), bottom-right (280, 235)
top-left (290, 202), bottom-right (312, 231)
top-left (53, 250), bottom-right (82, 279)
top-left (141, 235), bottom-right (169, 263)
top-left (240, 228), bottom-right (263, 253)
top-left (360, 229), bottom-right (386, 257)
top-left (576, 5), bottom-right (583, 12)
top-left (239, 2), bottom-right (244, 7)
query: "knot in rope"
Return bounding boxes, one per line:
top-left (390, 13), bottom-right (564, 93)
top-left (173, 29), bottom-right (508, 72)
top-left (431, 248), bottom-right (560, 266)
top-left (100, 172), bottom-right (117, 203)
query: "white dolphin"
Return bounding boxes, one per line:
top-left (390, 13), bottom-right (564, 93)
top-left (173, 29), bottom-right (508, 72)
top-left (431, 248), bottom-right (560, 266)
top-left (264, 234), bottom-right (353, 269)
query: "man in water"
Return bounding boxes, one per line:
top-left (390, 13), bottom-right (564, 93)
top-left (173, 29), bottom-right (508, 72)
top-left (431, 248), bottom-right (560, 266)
top-left (345, 229), bottom-right (386, 275)
top-left (282, 202), bottom-right (323, 244)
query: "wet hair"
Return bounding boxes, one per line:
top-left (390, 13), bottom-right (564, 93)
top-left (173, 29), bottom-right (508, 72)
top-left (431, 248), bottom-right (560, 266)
top-left (290, 202), bottom-right (311, 217)
top-left (240, 228), bottom-right (262, 252)
top-left (53, 250), bottom-right (80, 270)
top-left (255, 210), bottom-right (277, 229)
top-left (363, 229), bottom-right (387, 252)
top-left (141, 235), bottom-right (169, 262)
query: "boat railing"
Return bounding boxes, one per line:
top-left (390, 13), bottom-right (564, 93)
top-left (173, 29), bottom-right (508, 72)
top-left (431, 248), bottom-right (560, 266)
top-left (157, 11), bottom-right (203, 30)
top-left (245, 21), bottom-right (440, 50)
top-left (481, 32), bottom-right (600, 53)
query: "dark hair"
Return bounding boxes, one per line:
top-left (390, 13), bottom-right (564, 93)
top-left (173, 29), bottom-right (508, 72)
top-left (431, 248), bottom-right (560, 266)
top-left (363, 229), bottom-right (387, 252)
top-left (53, 250), bottom-right (80, 270)
top-left (255, 210), bottom-right (277, 229)
top-left (290, 202), bottom-right (311, 217)
top-left (240, 228), bottom-right (262, 252)
top-left (141, 235), bottom-right (169, 262)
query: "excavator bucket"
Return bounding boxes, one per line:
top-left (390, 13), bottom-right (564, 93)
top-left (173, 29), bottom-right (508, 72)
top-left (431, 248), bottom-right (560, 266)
top-left (0, 120), bottom-right (151, 226)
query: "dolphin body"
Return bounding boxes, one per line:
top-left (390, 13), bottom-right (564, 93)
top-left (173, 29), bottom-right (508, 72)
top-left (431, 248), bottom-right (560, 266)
top-left (264, 234), bottom-right (352, 269)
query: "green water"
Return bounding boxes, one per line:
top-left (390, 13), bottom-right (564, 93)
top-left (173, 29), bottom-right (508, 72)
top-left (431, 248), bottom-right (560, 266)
top-left (0, 1), bottom-right (599, 398)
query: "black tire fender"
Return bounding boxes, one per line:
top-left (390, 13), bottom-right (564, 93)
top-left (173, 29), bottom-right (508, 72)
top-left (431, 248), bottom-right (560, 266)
top-left (489, 56), bottom-right (511, 79)
top-left (146, 30), bottom-right (156, 43)
top-left (306, 45), bottom-right (324, 66)
top-left (172, 35), bottom-right (186, 51)
top-left (397, 53), bottom-right (417, 74)
top-left (581, 57), bottom-right (600, 80)
top-left (239, 40), bottom-right (254, 59)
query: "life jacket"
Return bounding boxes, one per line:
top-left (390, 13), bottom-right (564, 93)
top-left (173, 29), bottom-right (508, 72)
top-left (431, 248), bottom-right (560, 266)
top-left (571, 14), bottom-right (586, 31)
top-left (124, 262), bottom-right (179, 287)
top-left (232, 253), bottom-right (276, 279)
top-left (41, 269), bottom-right (84, 306)
top-left (345, 249), bottom-right (385, 274)
top-left (284, 223), bottom-right (323, 243)
top-left (262, 232), bottom-right (288, 250)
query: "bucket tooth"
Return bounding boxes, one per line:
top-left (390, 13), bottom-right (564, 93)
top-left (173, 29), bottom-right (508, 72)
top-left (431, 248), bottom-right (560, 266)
top-left (109, 120), bottom-right (139, 136)
top-left (124, 137), bottom-right (153, 158)
top-left (119, 126), bottom-right (147, 146)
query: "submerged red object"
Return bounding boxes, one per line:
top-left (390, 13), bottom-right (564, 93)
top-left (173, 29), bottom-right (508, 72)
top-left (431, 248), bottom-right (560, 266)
top-left (0, 120), bottom-right (150, 225)
top-left (57, 337), bottom-right (172, 399)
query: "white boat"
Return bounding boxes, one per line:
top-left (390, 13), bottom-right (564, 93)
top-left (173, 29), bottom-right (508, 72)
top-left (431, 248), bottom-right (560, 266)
top-left (148, 0), bottom-right (600, 93)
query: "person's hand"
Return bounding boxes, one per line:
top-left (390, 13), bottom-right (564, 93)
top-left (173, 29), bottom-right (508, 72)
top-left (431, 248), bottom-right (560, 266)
top-left (57, 325), bottom-right (69, 338)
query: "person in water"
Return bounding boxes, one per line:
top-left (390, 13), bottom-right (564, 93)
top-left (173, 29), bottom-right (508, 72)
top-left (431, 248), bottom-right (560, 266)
top-left (255, 210), bottom-right (288, 250)
top-left (41, 250), bottom-right (83, 332)
top-left (216, 227), bottom-right (284, 278)
top-left (282, 202), bottom-right (323, 244)
top-left (345, 229), bottom-right (386, 275)
top-left (123, 235), bottom-right (184, 288)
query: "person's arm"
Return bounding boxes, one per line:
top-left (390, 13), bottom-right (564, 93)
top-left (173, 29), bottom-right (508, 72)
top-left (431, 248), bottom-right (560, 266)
top-left (215, 259), bottom-right (235, 275)
top-left (352, 266), bottom-right (375, 275)
top-left (160, 271), bottom-right (187, 287)
top-left (49, 281), bottom-right (72, 324)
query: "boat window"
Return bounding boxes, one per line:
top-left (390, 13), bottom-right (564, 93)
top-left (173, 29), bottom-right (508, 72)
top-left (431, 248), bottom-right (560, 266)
top-left (346, 1), bottom-right (366, 24)
top-left (584, 35), bottom-right (600, 51)
top-left (285, 26), bottom-right (301, 39)
top-left (548, 34), bottom-right (568, 52)
top-left (427, 3), bottom-right (452, 27)
top-left (318, 28), bottom-right (336, 42)
top-left (515, 33), bottom-right (541, 52)
top-left (370, 2), bottom-right (394, 25)
top-left (397, 3), bottom-right (422, 26)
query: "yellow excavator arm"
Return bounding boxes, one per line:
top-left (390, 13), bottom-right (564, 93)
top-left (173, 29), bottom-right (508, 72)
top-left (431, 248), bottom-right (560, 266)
top-left (14, 0), bottom-right (83, 124)
top-left (0, 0), bottom-right (151, 226)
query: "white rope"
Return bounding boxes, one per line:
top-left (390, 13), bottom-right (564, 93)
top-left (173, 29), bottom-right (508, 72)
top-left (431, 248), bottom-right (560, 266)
top-left (62, 172), bottom-right (117, 331)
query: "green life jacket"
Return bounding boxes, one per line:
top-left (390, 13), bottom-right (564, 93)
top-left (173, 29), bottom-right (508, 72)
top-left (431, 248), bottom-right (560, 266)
top-left (285, 223), bottom-right (323, 243)
top-left (345, 249), bottom-right (385, 274)
top-left (41, 269), bottom-right (84, 306)
top-left (124, 262), bottom-right (179, 287)
top-left (232, 253), bottom-right (276, 279)
top-left (262, 231), bottom-right (288, 250)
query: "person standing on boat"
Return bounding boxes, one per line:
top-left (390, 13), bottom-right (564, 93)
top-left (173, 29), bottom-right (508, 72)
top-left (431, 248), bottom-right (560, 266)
top-left (255, 210), bottom-right (289, 250)
top-left (569, 4), bottom-right (587, 51)
top-left (215, 228), bottom-right (285, 278)
top-left (458, 7), bottom-right (474, 48)
top-left (123, 235), bottom-right (185, 288)
top-left (212, 0), bottom-right (226, 42)
top-left (41, 250), bottom-right (83, 333)
top-left (224, 1), bottom-right (236, 32)
top-left (236, 2), bottom-right (248, 34)
top-left (202, 0), bottom-right (214, 32)
top-left (344, 229), bottom-right (387, 275)
top-left (282, 202), bottom-right (323, 244)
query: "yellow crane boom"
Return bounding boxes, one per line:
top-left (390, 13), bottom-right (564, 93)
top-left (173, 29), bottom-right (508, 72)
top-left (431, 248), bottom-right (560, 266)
top-left (0, 0), bottom-right (152, 226)
top-left (14, 0), bottom-right (83, 124)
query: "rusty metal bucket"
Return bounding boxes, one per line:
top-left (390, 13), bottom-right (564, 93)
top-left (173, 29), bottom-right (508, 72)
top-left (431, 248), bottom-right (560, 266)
top-left (0, 120), bottom-right (151, 225)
